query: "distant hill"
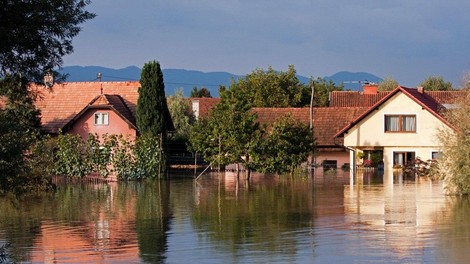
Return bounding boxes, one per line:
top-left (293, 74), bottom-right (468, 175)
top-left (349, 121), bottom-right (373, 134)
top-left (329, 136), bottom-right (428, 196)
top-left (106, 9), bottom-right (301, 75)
top-left (60, 66), bottom-right (382, 96)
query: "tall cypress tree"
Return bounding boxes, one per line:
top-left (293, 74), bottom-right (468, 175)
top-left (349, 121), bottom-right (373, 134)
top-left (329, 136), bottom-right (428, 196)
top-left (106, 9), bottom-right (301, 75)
top-left (137, 60), bottom-right (167, 135)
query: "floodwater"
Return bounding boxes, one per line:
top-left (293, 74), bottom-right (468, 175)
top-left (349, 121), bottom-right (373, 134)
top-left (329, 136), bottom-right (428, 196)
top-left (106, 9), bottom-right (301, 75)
top-left (0, 169), bottom-right (469, 263)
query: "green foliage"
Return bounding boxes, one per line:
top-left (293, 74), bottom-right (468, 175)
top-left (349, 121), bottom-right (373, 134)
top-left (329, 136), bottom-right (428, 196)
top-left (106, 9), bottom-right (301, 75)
top-left (225, 65), bottom-right (309, 107)
top-left (189, 96), bottom-right (261, 171)
top-left (252, 115), bottom-right (314, 175)
top-left (190, 86), bottom-right (212, 98)
top-left (309, 77), bottom-right (344, 107)
top-left (437, 91), bottom-right (470, 195)
top-left (190, 66), bottom-right (317, 175)
top-left (167, 89), bottom-right (195, 141)
top-left (86, 134), bottom-right (118, 178)
top-left (137, 60), bottom-right (168, 136)
top-left (0, 0), bottom-right (94, 194)
top-left (54, 133), bottom-right (90, 177)
top-left (419, 76), bottom-right (453, 91)
top-left (0, 76), bottom-right (43, 193)
top-left (378, 77), bottom-right (399, 91)
top-left (0, 0), bottom-right (95, 81)
top-left (49, 133), bottom-right (167, 180)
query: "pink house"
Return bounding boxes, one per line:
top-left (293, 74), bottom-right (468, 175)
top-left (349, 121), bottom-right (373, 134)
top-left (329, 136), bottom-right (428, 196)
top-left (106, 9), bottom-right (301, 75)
top-left (32, 81), bottom-right (174, 140)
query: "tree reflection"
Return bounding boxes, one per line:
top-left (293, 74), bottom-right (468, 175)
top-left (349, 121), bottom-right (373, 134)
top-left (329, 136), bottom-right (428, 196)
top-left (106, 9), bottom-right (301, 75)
top-left (192, 176), bottom-right (314, 257)
top-left (135, 180), bottom-right (172, 263)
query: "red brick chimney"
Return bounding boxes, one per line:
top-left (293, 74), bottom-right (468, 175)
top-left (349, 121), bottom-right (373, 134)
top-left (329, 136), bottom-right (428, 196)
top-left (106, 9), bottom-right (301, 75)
top-left (363, 83), bottom-right (378, 94)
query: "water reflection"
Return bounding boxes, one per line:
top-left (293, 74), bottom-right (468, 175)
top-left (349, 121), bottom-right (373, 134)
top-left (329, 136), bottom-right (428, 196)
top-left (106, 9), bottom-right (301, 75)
top-left (0, 171), bottom-right (469, 263)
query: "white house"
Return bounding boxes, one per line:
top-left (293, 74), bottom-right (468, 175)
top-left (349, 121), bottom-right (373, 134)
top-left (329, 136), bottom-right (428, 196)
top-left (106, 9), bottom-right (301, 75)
top-left (334, 86), bottom-right (455, 171)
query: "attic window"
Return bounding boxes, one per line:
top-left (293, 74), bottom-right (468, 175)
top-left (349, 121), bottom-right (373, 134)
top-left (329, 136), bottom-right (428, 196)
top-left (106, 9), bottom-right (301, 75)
top-left (94, 112), bottom-right (109, 125)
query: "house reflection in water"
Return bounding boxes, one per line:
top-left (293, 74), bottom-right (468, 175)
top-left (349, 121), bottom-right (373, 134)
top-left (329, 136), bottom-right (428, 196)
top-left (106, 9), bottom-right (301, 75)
top-left (30, 183), bottom-right (140, 263)
top-left (344, 169), bottom-right (447, 256)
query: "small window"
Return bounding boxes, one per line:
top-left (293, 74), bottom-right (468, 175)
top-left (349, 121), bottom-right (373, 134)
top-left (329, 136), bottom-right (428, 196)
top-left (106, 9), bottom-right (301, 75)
top-left (431, 151), bottom-right (442, 160)
top-left (385, 115), bottom-right (416, 132)
top-left (94, 112), bottom-right (109, 125)
top-left (322, 160), bottom-right (337, 170)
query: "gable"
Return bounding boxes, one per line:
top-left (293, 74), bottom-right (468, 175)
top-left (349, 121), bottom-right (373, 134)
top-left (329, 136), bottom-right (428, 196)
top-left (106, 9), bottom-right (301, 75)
top-left (340, 91), bottom-right (452, 148)
top-left (33, 81), bottom-right (140, 134)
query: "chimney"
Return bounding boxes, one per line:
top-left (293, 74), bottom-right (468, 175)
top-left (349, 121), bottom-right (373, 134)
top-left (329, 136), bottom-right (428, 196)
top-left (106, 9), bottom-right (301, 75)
top-left (417, 86), bottom-right (424, 94)
top-left (363, 83), bottom-right (378, 95)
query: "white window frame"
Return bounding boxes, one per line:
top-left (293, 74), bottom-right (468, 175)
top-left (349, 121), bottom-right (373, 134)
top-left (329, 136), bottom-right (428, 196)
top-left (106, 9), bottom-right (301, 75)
top-left (94, 112), bottom-right (109, 126)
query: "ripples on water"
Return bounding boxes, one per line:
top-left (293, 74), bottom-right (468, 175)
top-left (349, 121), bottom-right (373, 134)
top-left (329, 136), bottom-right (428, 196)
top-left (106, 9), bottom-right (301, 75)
top-left (0, 170), bottom-right (469, 263)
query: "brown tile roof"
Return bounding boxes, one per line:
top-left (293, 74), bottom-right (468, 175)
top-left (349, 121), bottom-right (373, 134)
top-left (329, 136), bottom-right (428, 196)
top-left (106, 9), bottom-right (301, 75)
top-left (313, 107), bottom-right (368, 146)
top-left (252, 107), bottom-right (311, 127)
top-left (190, 97), bottom-right (221, 118)
top-left (335, 86), bottom-right (456, 138)
top-left (330, 91), bottom-right (389, 107)
top-left (330, 89), bottom-right (465, 107)
top-left (32, 81), bottom-right (174, 134)
top-left (252, 107), bottom-right (366, 147)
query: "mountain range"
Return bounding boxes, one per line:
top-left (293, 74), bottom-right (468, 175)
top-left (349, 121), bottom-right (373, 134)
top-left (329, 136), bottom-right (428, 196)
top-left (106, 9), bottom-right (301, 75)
top-left (60, 66), bottom-right (383, 97)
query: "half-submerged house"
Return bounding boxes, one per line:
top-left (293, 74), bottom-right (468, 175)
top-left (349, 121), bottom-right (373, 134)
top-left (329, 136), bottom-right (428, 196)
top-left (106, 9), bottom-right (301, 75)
top-left (334, 86), bottom-right (457, 171)
top-left (33, 81), bottom-right (174, 140)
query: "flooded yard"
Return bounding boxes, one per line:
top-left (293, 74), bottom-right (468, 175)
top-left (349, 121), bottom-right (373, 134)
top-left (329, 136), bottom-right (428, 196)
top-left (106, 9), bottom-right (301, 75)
top-left (0, 170), bottom-right (469, 263)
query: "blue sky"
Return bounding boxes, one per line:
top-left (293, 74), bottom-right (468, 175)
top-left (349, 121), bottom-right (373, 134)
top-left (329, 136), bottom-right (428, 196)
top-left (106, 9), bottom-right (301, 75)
top-left (64, 0), bottom-right (470, 87)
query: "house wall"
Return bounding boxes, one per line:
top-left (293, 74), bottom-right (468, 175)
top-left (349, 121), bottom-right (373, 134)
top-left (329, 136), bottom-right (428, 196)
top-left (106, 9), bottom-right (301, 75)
top-left (343, 92), bottom-right (452, 169)
top-left (69, 109), bottom-right (137, 141)
top-left (315, 150), bottom-right (349, 169)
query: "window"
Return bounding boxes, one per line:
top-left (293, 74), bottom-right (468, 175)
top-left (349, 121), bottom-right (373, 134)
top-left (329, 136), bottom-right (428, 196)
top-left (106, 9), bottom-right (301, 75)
top-left (322, 160), bottom-right (337, 170)
top-left (431, 151), bottom-right (442, 160)
top-left (94, 112), bottom-right (109, 125)
top-left (385, 115), bottom-right (416, 132)
top-left (393, 151), bottom-right (415, 167)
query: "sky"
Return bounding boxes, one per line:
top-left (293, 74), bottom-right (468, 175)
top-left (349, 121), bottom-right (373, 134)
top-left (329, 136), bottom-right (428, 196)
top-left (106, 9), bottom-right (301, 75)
top-left (63, 0), bottom-right (470, 87)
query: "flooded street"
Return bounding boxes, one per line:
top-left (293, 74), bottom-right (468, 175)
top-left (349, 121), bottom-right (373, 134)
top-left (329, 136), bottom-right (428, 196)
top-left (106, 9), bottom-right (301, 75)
top-left (0, 170), bottom-right (469, 263)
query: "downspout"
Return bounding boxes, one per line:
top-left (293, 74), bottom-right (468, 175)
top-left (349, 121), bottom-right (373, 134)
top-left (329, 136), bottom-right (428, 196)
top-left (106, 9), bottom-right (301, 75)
top-left (333, 136), bottom-right (356, 177)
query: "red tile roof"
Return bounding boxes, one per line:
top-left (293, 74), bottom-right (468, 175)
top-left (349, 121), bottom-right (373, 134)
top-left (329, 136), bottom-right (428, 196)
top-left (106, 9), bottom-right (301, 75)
top-left (330, 91), bottom-right (389, 107)
top-left (190, 98), bottom-right (221, 118)
top-left (313, 107), bottom-right (368, 146)
top-left (334, 86), bottom-right (457, 138)
top-left (252, 107), bottom-right (311, 127)
top-left (32, 81), bottom-right (174, 134)
top-left (33, 81), bottom-right (140, 134)
top-left (330, 89), bottom-right (465, 107)
top-left (252, 107), bottom-right (366, 147)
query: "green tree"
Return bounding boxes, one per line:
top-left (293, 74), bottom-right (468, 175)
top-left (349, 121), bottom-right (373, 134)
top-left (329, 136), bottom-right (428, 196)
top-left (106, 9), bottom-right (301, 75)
top-left (0, 0), bottom-right (95, 81)
top-left (437, 91), bottom-right (470, 195)
top-left (190, 86), bottom-right (212, 98)
top-left (378, 77), bottom-right (399, 91)
top-left (190, 65), bottom-right (318, 178)
top-left (252, 115), bottom-right (314, 175)
top-left (228, 65), bottom-right (309, 107)
top-left (0, 0), bottom-right (94, 193)
top-left (137, 61), bottom-right (169, 136)
top-left (309, 78), bottom-right (343, 107)
top-left (190, 94), bottom-right (262, 177)
top-left (419, 76), bottom-right (453, 91)
top-left (167, 89), bottom-right (195, 140)
top-left (136, 61), bottom-right (169, 178)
